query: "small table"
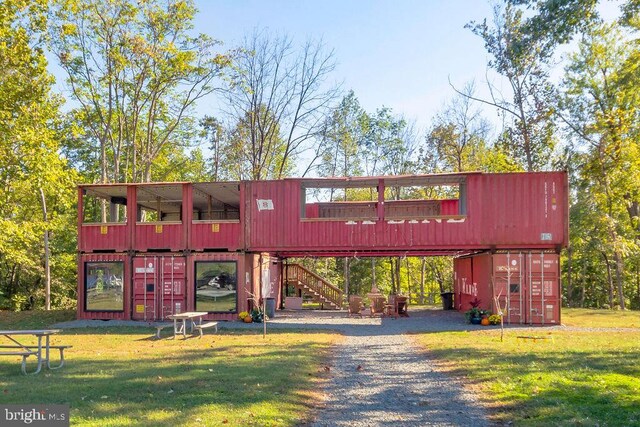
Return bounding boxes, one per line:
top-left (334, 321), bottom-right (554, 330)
top-left (167, 312), bottom-right (208, 339)
top-left (0, 330), bottom-right (64, 374)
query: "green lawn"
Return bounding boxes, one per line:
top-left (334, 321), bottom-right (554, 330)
top-left (0, 312), bottom-right (339, 427)
top-left (562, 307), bottom-right (640, 328)
top-left (414, 322), bottom-right (640, 425)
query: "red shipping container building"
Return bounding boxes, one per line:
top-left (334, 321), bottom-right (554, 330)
top-left (77, 172), bottom-right (568, 324)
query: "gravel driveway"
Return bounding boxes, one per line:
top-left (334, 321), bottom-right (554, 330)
top-left (56, 309), bottom-right (491, 426)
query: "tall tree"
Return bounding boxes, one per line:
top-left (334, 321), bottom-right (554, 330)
top-left (222, 29), bottom-right (339, 180)
top-left (0, 0), bottom-right (77, 310)
top-left (49, 0), bottom-right (230, 183)
top-left (461, 3), bottom-right (557, 171)
top-left (562, 22), bottom-right (639, 310)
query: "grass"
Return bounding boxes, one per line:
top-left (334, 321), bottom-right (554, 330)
top-left (0, 309), bottom-right (76, 329)
top-left (562, 307), bottom-right (640, 328)
top-left (414, 320), bottom-right (640, 425)
top-left (0, 312), bottom-right (339, 426)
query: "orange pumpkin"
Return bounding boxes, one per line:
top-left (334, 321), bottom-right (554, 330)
top-left (480, 317), bottom-right (490, 326)
top-left (244, 316), bottom-right (253, 323)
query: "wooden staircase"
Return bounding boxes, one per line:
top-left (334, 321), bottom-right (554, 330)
top-left (284, 263), bottom-right (344, 309)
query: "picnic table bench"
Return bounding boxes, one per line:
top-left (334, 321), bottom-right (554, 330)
top-left (156, 312), bottom-right (218, 339)
top-left (0, 330), bottom-right (71, 375)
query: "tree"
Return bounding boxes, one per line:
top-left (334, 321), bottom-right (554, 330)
top-left (562, 22), bottom-right (639, 310)
top-left (49, 0), bottom-right (230, 183)
top-left (460, 3), bottom-right (557, 171)
top-left (222, 29), bottom-right (339, 180)
top-left (316, 91), bottom-right (365, 181)
top-left (0, 0), bottom-right (77, 310)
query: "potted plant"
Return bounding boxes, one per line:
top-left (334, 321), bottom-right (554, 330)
top-left (464, 298), bottom-right (488, 324)
top-left (239, 311), bottom-right (252, 323)
top-left (250, 308), bottom-right (263, 323)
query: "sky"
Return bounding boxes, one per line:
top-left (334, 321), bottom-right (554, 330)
top-left (194, 0), bottom-right (500, 132)
top-left (48, 1), bottom-right (624, 140)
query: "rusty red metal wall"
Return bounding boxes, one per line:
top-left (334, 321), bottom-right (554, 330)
top-left (453, 257), bottom-right (473, 311)
top-left (131, 255), bottom-right (186, 321)
top-left (77, 253), bottom-right (131, 320)
top-left (246, 172), bottom-right (568, 253)
top-left (454, 251), bottom-right (561, 325)
top-left (133, 223), bottom-right (185, 252)
top-left (190, 222), bottom-right (242, 251)
top-left (79, 224), bottom-right (129, 252)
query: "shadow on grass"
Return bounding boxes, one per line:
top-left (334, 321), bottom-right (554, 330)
top-left (0, 329), bottom-right (336, 426)
top-left (419, 331), bottom-right (640, 425)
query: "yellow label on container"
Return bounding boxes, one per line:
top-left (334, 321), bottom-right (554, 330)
top-left (136, 304), bottom-right (145, 313)
top-left (155, 224), bottom-right (163, 233)
top-left (100, 226), bottom-right (108, 235)
top-left (211, 223), bottom-right (220, 233)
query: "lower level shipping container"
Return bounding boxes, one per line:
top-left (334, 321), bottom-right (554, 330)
top-left (78, 252), bottom-right (282, 322)
top-left (453, 251), bottom-right (560, 325)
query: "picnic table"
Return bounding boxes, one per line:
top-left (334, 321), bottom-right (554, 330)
top-left (162, 312), bottom-right (218, 339)
top-left (0, 329), bottom-right (70, 375)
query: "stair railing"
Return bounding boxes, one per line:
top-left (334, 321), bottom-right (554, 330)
top-left (285, 263), bottom-right (344, 308)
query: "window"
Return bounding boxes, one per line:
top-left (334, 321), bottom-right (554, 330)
top-left (195, 261), bottom-right (237, 313)
top-left (85, 262), bottom-right (124, 311)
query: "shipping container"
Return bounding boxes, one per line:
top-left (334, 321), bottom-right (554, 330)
top-left (453, 251), bottom-right (561, 325)
top-left (246, 172), bottom-right (568, 254)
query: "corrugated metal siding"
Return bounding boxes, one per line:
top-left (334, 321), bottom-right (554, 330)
top-left (246, 172), bottom-right (567, 252)
top-left (133, 223), bottom-right (184, 251)
top-left (77, 253), bottom-right (131, 320)
top-left (79, 225), bottom-right (128, 252)
top-left (455, 251), bottom-right (561, 325)
top-left (190, 221), bottom-right (241, 251)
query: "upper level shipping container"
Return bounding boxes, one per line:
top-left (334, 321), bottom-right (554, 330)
top-left (78, 172), bottom-right (568, 255)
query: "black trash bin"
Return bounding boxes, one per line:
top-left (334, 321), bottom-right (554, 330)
top-left (440, 292), bottom-right (454, 310)
top-left (265, 297), bottom-right (276, 318)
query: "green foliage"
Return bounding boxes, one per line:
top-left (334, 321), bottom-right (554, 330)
top-left (0, 0), bottom-right (78, 310)
top-left (49, 0), bottom-right (231, 183)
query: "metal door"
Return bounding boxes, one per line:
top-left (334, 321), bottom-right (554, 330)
top-left (493, 253), bottom-right (525, 324)
top-left (526, 252), bottom-right (560, 325)
top-left (132, 255), bottom-right (185, 321)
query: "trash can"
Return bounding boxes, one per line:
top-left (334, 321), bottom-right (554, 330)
top-left (265, 297), bottom-right (276, 318)
top-left (440, 292), bottom-right (454, 310)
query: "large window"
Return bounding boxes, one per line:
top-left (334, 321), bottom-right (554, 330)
top-left (85, 262), bottom-right (124, 311)
top-left (195, 261), bottom-right (237, 313)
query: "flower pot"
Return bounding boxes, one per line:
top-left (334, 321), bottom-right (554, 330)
top-left (470, 317), bottom-right (482, 325)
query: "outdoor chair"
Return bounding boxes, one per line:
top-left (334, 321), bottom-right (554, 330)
top-left (395, 295), bottom-right (409, 317)
top-left (370, 296), bottom-right (386, 317)
top-left (347, 295), bottom-right (364, 317)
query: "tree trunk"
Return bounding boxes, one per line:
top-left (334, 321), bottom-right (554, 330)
top-left (419, 257), bottom-right (426, 305)
top-left (602, 252), bottom-right (614, 309)
top-left (566, 244), bottom-right (573, 308)
top-left (39, 188), bottom-right (50, 311)
top-left (343, 257), bottom-right (349, 296)
top-left (405, 257), bottom-right (412, 300)
top-left (389, 257), bottom-right (395, 294)
top-left (371, 258), bottom-right (376, 291)
top-left (613, 250), bottom-right (626, 310)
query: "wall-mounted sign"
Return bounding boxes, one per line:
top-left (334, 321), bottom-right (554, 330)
top-left (256, 199), bottom-right (274, 211)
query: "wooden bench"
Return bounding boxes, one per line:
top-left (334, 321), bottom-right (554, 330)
top-left (154, 323), bottom-right (174, 339)
top-left (193, 322), bottom-right (218, 338)
top-left (0, 345), bottom-right (72, 373)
